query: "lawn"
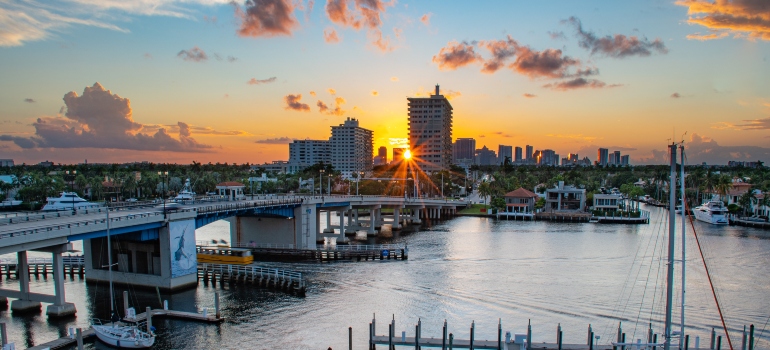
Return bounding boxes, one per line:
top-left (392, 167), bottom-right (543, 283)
top-left (457, 203), bottom-right (490, 215)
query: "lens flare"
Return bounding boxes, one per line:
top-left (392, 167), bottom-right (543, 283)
top-left (404, 150), bottom-right (412, 159)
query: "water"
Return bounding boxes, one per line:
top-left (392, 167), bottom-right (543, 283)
top-left (1, 204), bottom-right (769, 349)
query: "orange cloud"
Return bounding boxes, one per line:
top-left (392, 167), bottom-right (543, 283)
top-left (328, 88), bottom-right (336, 95)
top-left (284, 94), bottom-right (310, 111)
top-left (371, 90), bottom-right (379, 96)
top-left (686, 32), bottom-right (730, 40)
top-left (235, 0), bottom-right (298, 37)
top-left (309, 91), bottom-right (316, 97)
top-left (247, 77), bottom-right (277, 85)
top-left (324, 27), bottom-right (340, 43)
top-left (432, 41), bottom-right (482, 70)
top-left (523, 93), bottom-right (537, 98)
top-left (325, 0), bottom-right (396, 51)
top-left (444, 90), bottom-right (461, 100)
top-left (676, 0), bottom-right (770, 41)
top-left (390, 76), bottom-right (399, 82)
top-left (317, 96), bottom-right (347, 116)
top-left (671, 92), bottom-right (681, 98)
top-left (420, 13), bottom-right (431, 26)
top-left (564, 17), bottom-right (668, 58)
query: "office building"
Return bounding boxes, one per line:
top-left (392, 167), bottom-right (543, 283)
top-left (374, 146), bottom-right (388, 166)
top-left (408, 85), bottom-right (453, 171)
top-left (514, 147), bottom-right (523, 163)
top-left (453, 138), bottom-right (476, 163)
top-left (392, 148), bottom-right (407, 164)
top-left (597, 148), bottom-right (609, 166)
top-left (475, 146), bottom-right (497, 166)
top-left (0, 159), bottom-right (13, 167)
top-left (498, 145), bottom-right (513, 164)
top-left (526, 145), bottom-right (534, 164)
top-left (621, 155), bottom-right (630, 166)
top-left (613, 151), bottom-right (621, 165)
top-left (330, 117), bottom-right (373, 177)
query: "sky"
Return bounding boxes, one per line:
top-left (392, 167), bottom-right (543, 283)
top-left (0, 0), bottom-right (769, 166)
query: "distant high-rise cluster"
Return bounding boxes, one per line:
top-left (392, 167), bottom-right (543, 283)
top-left (597, 148), bottom-right (629, 166)
top-left (286, 117), bottom-right (373, 176)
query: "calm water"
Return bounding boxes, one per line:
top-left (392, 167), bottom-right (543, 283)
top-left (1, 204), bottom-right (769, 349)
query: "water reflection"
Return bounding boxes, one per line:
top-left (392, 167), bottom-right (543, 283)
top-left (0, 204), bottom-right (767, 349)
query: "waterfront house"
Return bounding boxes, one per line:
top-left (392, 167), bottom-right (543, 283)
top-left (593, 193), bottom-right (622, 213)
top-left (503, 187), bottom-right (538, 214)
top-left (545, 181), bottom-right (586, 212)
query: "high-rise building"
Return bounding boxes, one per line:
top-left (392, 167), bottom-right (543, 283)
top-left (408, 85), bottom-right (453, 171)
top-left (453, 138), bottom-right (476, 163)
top-left (330, 117), bottom-right (373, 177)
top-left (475, 146), bottom-right (497, 166)
top-left (540, 149), bottom-right (557, 166)
top-left (620, 155), bottom-right (630, 166)
top-left (288, 139), bottom-right (330, 173)
top-left (526, 145), bottom-right (534, 164)
top-left (598, 148), bottom-right (609, 166)
top-left (374, 146), bottom-right (388, 166)
top-left (514, 147), bottom-right (523, 163)
top-left (498, 145), bottom-right (513, 164)
top-left (613, 151), bottom-right (621, 165)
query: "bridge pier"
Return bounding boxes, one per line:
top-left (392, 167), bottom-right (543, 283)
top-left (46, 249), bottom-right (76, 317)
top-left (10, 251), bottom-right (41, 314)
top-left (323, 211), bottom-right (334, 233)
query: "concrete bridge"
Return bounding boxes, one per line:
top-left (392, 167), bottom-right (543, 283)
top-left (0, 195), bottom-right (466, 318)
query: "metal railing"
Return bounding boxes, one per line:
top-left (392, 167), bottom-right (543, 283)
top-left (315, 243), bottom-right (404, 251)
top-left (0, 255), bottom-right (85, 265)
top-left (198, 263), bottom-right (304, 287)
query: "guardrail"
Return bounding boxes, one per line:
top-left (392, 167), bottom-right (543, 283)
top-left (0, 211), bottom-right (167, 240)
top-left (0, 255), bottom-right (85, 265)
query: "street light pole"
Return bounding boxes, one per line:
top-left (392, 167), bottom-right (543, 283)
top-left (249, 169), bottom-right (254, 200)
top-left (65, 170), bottom-right (77, 212)
top-left (441, 172), bottom-right (444, 198)
top-left (158, 171), bottom-right (168, 216)
top-left (319, 169), bottom-right (325, 201)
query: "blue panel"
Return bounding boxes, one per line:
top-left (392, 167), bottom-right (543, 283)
top-left (318, 202), bottom-right (350, 208)
top-left (67, 222), bottom-right (164, 242)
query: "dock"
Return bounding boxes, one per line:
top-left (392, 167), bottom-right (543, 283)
top-left (204, 242), bottom-right (409, 262)
top-left (27, 328), bottom-right (95, 350)
top-left (0, 255), bottom-right (85, 280)
top-left (198, 263), bottom-right (307, 296)
top-left (731, 217), bottom-right (770, 230)
top-left (535, 212), bottom-right (591, 222)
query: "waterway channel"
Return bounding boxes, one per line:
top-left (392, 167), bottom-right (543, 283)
top-left (1, 203), bottom-right (769, 349)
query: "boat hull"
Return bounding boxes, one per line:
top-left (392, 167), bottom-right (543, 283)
top-left (93, 325), bottom-right (155, 348)
top-left (693, 210), bottom-right (728, 225)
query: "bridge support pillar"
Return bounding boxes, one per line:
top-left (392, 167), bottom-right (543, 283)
top-left (11, 251), bottom-right (41, 313)
top-left (392, 208), bottom-right (402, 230)
top-left (344, 210), bottom-right (356, 235)
top-left (323, 210), bottom-right (334, 233)
top-left (412, 208), bottom-right (422, 225)
top-left (47, 250), bottom-right (76, 317)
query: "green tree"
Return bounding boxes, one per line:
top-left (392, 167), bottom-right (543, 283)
top-left (478, 181), bottom-right (492, 208)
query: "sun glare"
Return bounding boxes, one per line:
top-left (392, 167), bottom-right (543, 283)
top-left (404, 149), bottom-right (412, 159)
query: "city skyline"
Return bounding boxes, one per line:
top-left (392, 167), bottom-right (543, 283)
top-left (1, 0), bottom-right (769, 166)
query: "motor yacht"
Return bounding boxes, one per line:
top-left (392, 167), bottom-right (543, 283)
top-left (42, 192), bottom-right (101, 211)
top-left (693, 200), bottom-right (728, 225)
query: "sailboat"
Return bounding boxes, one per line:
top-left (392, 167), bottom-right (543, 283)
top-left (92, 209), bottom-right (156, 348)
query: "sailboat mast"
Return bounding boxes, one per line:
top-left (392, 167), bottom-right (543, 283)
top-left (679, 144), bottom-right (686, 348)
top-left (107, 208), bottom-right (114, 316)
top-left (664, 143), bottom-right (677, 350)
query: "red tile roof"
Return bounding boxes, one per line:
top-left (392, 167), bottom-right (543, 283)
top-left (504, 187), bottom-right (538, 198)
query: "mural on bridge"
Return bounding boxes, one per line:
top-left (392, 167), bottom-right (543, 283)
top-left (169, 219), bottom-right (197, 278)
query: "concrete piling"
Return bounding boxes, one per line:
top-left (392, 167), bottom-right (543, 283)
top-left (146, 307), bottom-right (153, 333)
top-left (215, 292), bottom-right (221, 319)
top-left (76, 328), bottom-right (84, 350)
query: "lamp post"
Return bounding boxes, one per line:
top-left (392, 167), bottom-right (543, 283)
top-left (249, 169), bottom-right (255, 200)
top-left (65, 170), bottom-right (77, 212)
top-left (356, 171), bottom-right (364, 196)
top-left (158, 171), bottom-right (168, 215)
top-left (319, 169), bottom-right (325, 201)
top-left (441, 172), bottom-right (444, 198)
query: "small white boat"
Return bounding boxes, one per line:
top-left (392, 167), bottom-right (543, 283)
top-left (174, 178), bottom-right (195, 201)
top-left (0, 199), bottom-right (22, 207)
top-left (92, 323), bottom-right (155, 348)
top-left (693, 200), bottom-right (728, 225)
top-left (42, 192), bottom-right (100, 211)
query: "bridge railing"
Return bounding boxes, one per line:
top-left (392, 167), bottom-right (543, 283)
top-left (0, 211), bottom-right (168, 239)
top-left (315, 243), bottom-right (405, 251)
top-left (0, 255), bottom-right (85, 265)
top-left (194, 199), bottom-right (303, 215)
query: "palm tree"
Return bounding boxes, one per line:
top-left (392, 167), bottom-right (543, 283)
top-left (478, 181), bottom-right (492, 209)
top-left (738, 191), bottom-right (755, 217)
top-left (714, 174), bottom-right (733, 204)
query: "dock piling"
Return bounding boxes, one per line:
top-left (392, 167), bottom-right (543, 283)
top-left (749, 324), bottom-right (755, 350)
top-left (146, 307), bottom-right (152, 334)
top-left (711, 327), bottom-right (716, 349)
top-left (442, 319), bottom-right (447, 350)
top-left (449, 333), bottom-right (453, 350)
top-left (1, 322), bottom-right (7, 345)
top-left (742, 325), bottom-right (747, 350)
top-left (123, 291), bottom-right (129, 316)
top-left (498, 319), bottom-right (502, 350)
top-left (163, 300), bottom-right (168, 310)
top-left (349, 326), bottom-right (353, 350)
top-left (717, 335), bottom-right (722, 350)
top-left (558, 330), bottom-right (563, 350)
top-left (470, 320), bottom-right (475, 350)
top-left (684, 334), bottom-right (689, 350)
top-left (215, 292), bottom-right (221, 319)
top-left (76, 328), bottom-right (83, 350)
top-left (527, 320), bottom-right (532, 350)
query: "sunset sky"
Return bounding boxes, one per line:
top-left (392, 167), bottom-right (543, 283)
top-left (1, 0), bottom-right (769, 166)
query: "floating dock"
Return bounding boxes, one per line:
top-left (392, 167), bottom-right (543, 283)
top-left (198, 263), bottom-right (307, 296)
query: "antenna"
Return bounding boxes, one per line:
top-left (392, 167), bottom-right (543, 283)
top-left (681, 131), bottom-right (687, 145)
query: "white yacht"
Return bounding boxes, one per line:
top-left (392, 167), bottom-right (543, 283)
top-left (693, 200), bottom-right (729, 225)
top-left (174, 178), bottom-right (195, 201)
top-left (42, 192), bottom-right (101, 211)
top-left (1, 199), bottom-right (22, 208)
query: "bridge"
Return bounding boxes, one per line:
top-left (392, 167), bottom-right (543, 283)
top-left (0, 195), bottom-right (466, 318)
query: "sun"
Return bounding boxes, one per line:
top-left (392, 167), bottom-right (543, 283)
top-left (404, 149), bottom-right (412, 160)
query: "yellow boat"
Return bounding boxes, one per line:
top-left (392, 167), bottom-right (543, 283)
top-left (196, 246), bottom-right (254, 265)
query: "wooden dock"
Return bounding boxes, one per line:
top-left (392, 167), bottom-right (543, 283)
top-left (27, 328), bottom-right (95, 350)
top-left (535, 212), bottom-right (591, 222)
top-left (731, 217), bottom-right (770, 230)
top-left (215, 242), bottom-right (409, 262)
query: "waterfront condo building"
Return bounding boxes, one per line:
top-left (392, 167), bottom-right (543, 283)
top-left (330, 117), bottom-right (373, 177)
top-left (526, 145), bottom-right (534, 164)
top-left (288, 139), bottom-right (330, 173)
top-left (514, 147), bottom-right (523, 163)
top-left (408, 85), bottom-right (453, 171)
